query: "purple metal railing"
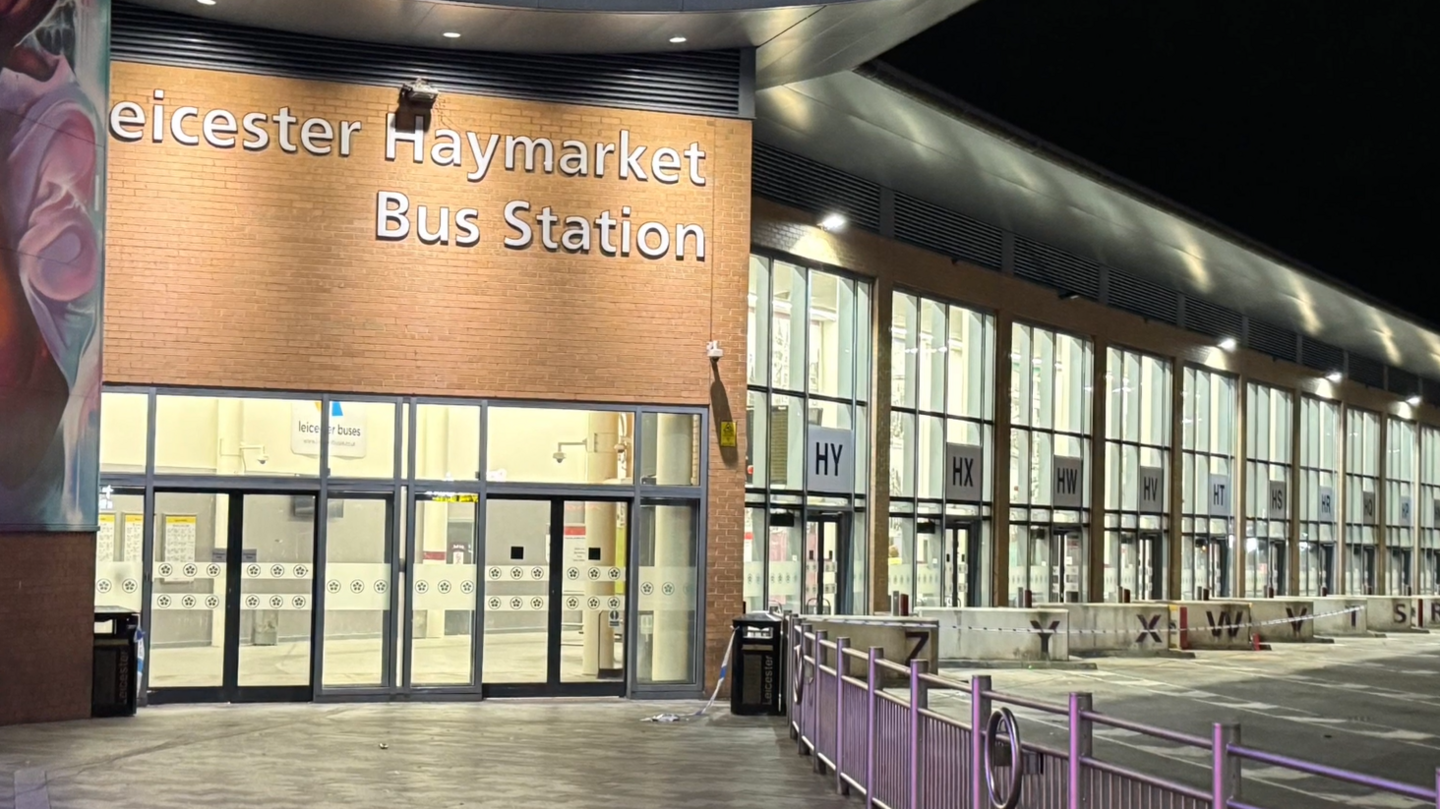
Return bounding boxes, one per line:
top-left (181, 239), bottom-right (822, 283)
top-left (784, 616), bottom-right (1440, 809)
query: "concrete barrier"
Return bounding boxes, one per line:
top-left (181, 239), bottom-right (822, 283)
top-left (1363, 597), bottom-right (1427, 633)
top-left (800, 615), bottom-right (940, 680)
top-left (1248, 599), bottom-right (1317, 643)
top-left (1311, 597), bottom-right (1369, 636)
top-left (918, 607), bottom-right (1070, 662)
top-left (1037, 602), bottom-right (1172, 656)
top-left (1172, 600), bottom-right (1253, 650)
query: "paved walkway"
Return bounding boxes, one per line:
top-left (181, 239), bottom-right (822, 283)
top-left (0, 701), bottom-right (846, 809)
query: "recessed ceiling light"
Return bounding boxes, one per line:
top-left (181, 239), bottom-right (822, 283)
top-left (196, 0), bottom-right (217, 5)
top-left (669, 36), bottom-right (687, 43)
top-left (443, 31), bottom-right (462, 39)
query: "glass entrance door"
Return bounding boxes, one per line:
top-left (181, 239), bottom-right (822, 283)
top-left (1117, 532), bottom-right (1163, 601)
top-left (147, 492), bottom-right (317, 704)
top-left (1387, 548), bottom-right (1413, 595)
top-left (1186, 536), bottom-right (1232, 599)
top-left (1300, 541), bottom-right (1336, 596)
top-left (1347, 545), bottom-right (1377, 594)
top-left (1422, 549), bottom-right (1440, 595)
top-left (945, 519), bottom-right (983, 607)
top-left (804, 512), bottom-right (851, 615)
top-left (1245, 538), bottom-right (1287, 597)
top-left (482, 497), bottom-right (629, 696)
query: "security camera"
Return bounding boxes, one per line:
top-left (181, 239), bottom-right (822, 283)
top-left (256, 454), bottom-right (269, 466)
top-left (553, 451), bottom-right (566, 464)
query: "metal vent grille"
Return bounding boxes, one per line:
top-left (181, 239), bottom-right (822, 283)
top-left (1300, 337), bottom-right (1344, 374)
top-left (1012, 236), bottom-right (1101, 300)
top-left (1388, 367), bottom-right (1420, 398)
top-left (1182, 298), bottom-right (1243, 340)
top-left (892, 193), bottom-right (1004, 271)
top-left (1349, 354), bottom-right (1385, 389)
top-left (1425, 382), bottom-right (1440, 409)
top-left (1246, 320), bottom-right (1298, 363)
top-left (111, 1), bottom-right (745, 118)
top-left (753, 143), bottom-right (882, 232)
top-left (1106, 269), bottom-right (1179, 325)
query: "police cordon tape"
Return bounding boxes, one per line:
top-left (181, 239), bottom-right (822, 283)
top-left (955, 605), bottom-right (1366, 634)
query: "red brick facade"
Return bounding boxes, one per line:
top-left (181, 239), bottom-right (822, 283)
top-left (0, 534), bottom-right (95, 725)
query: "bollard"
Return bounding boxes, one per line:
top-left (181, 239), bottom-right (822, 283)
top-left (1068, 693), bottom-right (1093, 809)
top-left (1211, 723), bottom-right (1242, 809)
top-left (971, 675), bottom-right (992, 809)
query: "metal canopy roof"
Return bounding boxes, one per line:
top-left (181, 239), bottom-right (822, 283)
top-left (755, 67), bottom-right (1440, 380)
top-left (125, 0), bottom-right (979, 87)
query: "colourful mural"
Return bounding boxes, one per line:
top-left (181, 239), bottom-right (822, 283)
top-left (0, 0), bottom-right (107, 530)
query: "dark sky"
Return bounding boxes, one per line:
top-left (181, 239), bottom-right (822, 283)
top-left (882, 1), bottom-right (1438, 324)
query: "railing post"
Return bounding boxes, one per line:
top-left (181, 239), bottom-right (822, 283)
top-left (866, 646), bottom-right (881, 809)
top-left (909, 658), bottom-right (928, 809)
top-left (1212, 723), bottom-right (1241, 809)
top-left (970, 675), bottom-right (992, 809)
top-left (813, 630), bottom-right (828, 773)
top-left (1068, 692), bottom-right (1093, 809)
top-left (798, 625), bottom-right (812, 756)
top-left (836, 637), bottom-right (850, 795)
top-left (1433, 766), bottom-right (1439, 809)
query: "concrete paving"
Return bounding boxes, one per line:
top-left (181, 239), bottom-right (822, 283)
top-left (927, 632), bottom-right (1440, 808)
top-left (0, 701), bottom-right (845, 809)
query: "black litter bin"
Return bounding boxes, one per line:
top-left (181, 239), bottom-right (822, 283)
top-left (730, 612), bottom-right (785, 715)
top-left (93, 607), bottom-right (140, 718)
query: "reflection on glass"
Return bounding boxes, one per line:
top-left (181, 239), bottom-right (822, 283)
top-left (148, 492), bottom-right (227, 688)
top-left (767, 514), bottom-right (802, 611)
top-left (237, 494), bottom-right (315, 687)
top-left (323, 498), bottom-right (390, 688)
top-left (748, 255), bottom-right (770, 387)
top-left (638, 503), bottom-right (697, 684)
top-left (412, 498), bottom-right (476, 686)
top-left (155, 395), bottom-right (321, 476)
top-left (744, 508), bottom-right (766, 612)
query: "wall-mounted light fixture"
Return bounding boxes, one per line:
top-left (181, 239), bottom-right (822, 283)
top-left (1325, 370), bottom-right (1343, 383)
top-left (1217, 336), bottom-right (1238, 352)
top-left (819, 213), bottom-right (846, 232)
top-left (401, 78), bottom-right (439, 109)
top-left (1407, 394), bottom-right (1422, 406)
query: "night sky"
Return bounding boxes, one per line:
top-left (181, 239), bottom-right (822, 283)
top-left (882, 1), bottom-right (1438, 324)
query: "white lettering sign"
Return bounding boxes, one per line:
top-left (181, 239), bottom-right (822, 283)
top-left (1318, 485), bottom-right (1335, 522)
top-left (945, 443), bottom-right (984, 502)
top-left (107, 91), bottom-right (709, 261)
top-left (806, 426), bottom-right (853, 494)
top-left (1139, 466), bottom-right (1164, 514)
top-left (1268, 480), bottom-right (1287, 519)
top-left (1209, 474), bottom-right (1231, 516)
top-left (291, 401), bottom-right (368, 459)
top-left (1053, 456), bottom-right (1083, 509)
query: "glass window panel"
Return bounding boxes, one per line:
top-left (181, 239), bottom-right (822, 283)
top-left (148, 492), bottom-right (227, 688)
top-left (856, 281), bottom-right (872, 404)
top-left (323, 497), bottom-right (391, 688)
top-left (918, 298), bottom-right (946, 412)
top-left (746, 390), bottom-right (768, 489)
top-left (893, 292), bottom-right (919, 410)
top-left (888, 517), bottom-right (916, 604)
top-left (155, 394), bottom-right (320, 477)
top-left (413, 404), bottom-right (481, 482)
top-left (1011, 325), bottom-right (1031, 427)
top-left (327, 400), bottom-right (397, 479)
top-left (891, 411), bottom-right (916, 499)
top-left (637, 502), bottom-right (698, 684)
top-left (918, 415), bottom-right (945, 500)
top-left (809, 271), bottom-right (855, 399)
top-left (772, 261), bottom-right (806, 392)
top-left (416, 498), bottom-right (477, 686)
top-left (95, 492), bottom-right (145, 614)
top-left (486, 407), bottom-right (630, 484)
top-left (748, 255), bottom-right (770, 387)
top-left (640, 412), bottom-right (701, 486)
top-left (100, 392), bottom-right (148, 474)
top-left (235, 501), bottom-right (312, 685)
top-left (744, 508), bottom-right (766, 612)
top-left (769, 394), bottom-right (806, 491)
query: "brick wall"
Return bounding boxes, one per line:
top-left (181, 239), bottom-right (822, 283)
top-left (0, 534), bottom-right (94, 725)
top-left (105, 62), bottom-right (751, 692)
